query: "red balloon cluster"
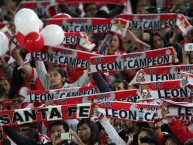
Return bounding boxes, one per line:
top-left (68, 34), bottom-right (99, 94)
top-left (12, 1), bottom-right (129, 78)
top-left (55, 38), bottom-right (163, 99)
top-left (15, 13), bottom-right (71, 52)
top-left (24, 32), bottom-right (44, 52)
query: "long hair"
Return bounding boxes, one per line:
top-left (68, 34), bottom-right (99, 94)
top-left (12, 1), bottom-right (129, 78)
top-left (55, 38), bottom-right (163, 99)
top-left (76, 119), bottom-right (102, 145)
top-left (9, 65), bottom-right (25, 99)
top-left (138, 128), bottom-right (160, 145)
top-left (149, 31), bottom-right (168, 50)
top-left (115, 34), bottom-right (125, 52)
top-left (166, 42), bottom-right (183, 64)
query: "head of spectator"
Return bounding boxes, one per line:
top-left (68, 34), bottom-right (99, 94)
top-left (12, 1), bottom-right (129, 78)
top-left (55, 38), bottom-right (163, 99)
top-left (10, 94), bottom-right (24, 109)
top-left (49, 67), bottom-right (68, 89)
top-left (184, 139), bottom-right (193, 145)
top-left (9, 65), bottom-right (28, 99)
top-left (1, 0), bottom-right (21, 22)
top-left (184, 1), bottom-right (193, 17)
top-left (172, 0), bottom-right (186, 13)
top-left (4, 0), bottom-right (20, 11)
top-left (19, 123), bottom-right (41, 138)
top-left (107, 34), bottom-right (125, 55)
top-left (140, 135), bottom-right (160, 145)
top-left (83, 3), bottom-right (98, 17)
top-left (49, 120), bottom-right (69, 144)
top-left (138, 128), bottom-right (160, 145)
top-left (19, 124), bottom-right (39, 142)
top-left (136, 0), bottom-right (151, 14)
top-left (111, 79), bottom-right (128, 91)
top-left (77, 118), bottom-right (102, 145)
top-left (95, 10), bottom-right (109, 18)
top-left (150, 31), bottom-right (167, 50)
top-left (0, 77), bottom-right (10, 99)
top-left (111, 119), bottom-right (122, 132)
top-left (164, 133), bottom-right (181, 145)
top-left (121, 120), bottom-right (140, 136)
top-left (166, 42), bottom-right (183, 64)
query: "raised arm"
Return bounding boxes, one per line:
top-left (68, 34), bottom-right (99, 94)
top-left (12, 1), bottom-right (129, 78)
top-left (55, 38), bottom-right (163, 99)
top-left (3, 126), bottom-right (38, 145)
top-left (12, 48), bottom-right (33, 81)
top-left (126, 29), bottom-right (151, 52)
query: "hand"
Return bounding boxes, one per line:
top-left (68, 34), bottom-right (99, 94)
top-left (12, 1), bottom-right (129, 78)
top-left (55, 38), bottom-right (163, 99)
top-left (87, 61), bottom-right (91, 72)
top-left (161, 102), bottom-right (173, 124)
top-left (45, 100), bottom-right (54, 106)
top-left (69, 128), bottom-right (85, 145)
top-left (91, 105), bottom-right (104, 122)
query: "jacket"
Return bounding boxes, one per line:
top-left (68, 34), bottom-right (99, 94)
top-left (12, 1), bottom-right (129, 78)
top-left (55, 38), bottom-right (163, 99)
top-left (99, 116), bottom-right (127, 145)
top-left (35, 61), bottom-right (92, 90)
top-left (169, 118), bottom-right (193, 144)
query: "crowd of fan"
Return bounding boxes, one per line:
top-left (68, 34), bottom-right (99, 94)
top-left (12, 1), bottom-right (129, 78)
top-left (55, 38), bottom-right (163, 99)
top-left (0, 0), bottom-right (193, 145)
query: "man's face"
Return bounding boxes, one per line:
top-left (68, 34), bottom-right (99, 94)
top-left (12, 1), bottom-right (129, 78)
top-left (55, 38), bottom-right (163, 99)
top-left (85, 4), bottom-right (97, 17)
top-left (112, 82), bottom-right (124, 91)
top-left (50, 125), bottom-right (65, 143)
top-left (11, 96), bottom-right (24, 109)
top-left (20, 126), bottom-right (31, 138)
top-left (121, 121), bottom-right (136, 133)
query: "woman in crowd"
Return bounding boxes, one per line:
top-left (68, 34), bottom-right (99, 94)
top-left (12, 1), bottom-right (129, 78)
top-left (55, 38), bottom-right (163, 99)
top-left (72, 118), bottom-right (102, 145)
top-left (107, 34), bottom-right (126, 55)
top-left (11, 45), bottom-right (91, 91)
top-left (137, 128), bottom-right (160, 145)
top-left (149, 31), bottom-right (168, 50)
top-left (9, 65), bottom-right (33, 98)
top-left (149, 31), bottom-right (183, 64)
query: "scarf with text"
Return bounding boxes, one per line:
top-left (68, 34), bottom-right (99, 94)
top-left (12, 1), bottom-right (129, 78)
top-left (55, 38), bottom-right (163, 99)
top-left (24, 85), bottom-right (98, 102)
top-left (23, 90), bottom-right (140, 107)
top-left (89, 47), bottom-right (175, 73)
top-left (0, 101), bottom-right (162, 126)
top-left (26, 46), bottom-right (99, 69)
top-left (46, 18), bottom-right (130, 37)
top-left (63, 32), bottom-right (96, 51)
top-left (120, 13), bottom-right (193, 35)
top-left (139, 80), bottom-right (193, 100)
top-left (131, 64), bottom-right (193, 84)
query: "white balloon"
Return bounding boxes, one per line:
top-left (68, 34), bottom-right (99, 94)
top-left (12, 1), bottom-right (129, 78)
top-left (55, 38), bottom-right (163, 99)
top-left (0, 32), bottom-right (9, 56)
top-left (38, 19), bottom-right (44, 29)
top-left (40, 25), bottom-right (64, 47)
top-left (14, 8), bottom-right (39, 35)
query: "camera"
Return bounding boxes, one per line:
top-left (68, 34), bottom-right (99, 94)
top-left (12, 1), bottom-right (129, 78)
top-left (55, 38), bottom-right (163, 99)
top-left (61, 132), bottom-right (72, 140)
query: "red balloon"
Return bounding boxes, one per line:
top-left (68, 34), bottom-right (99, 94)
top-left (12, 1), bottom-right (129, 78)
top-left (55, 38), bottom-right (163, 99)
top-left (16, 32), bottom-right (25, 48)
top-left (52, 13), bottom-right (72, 19)
top-left (24, 32), bottom-right (44, 52)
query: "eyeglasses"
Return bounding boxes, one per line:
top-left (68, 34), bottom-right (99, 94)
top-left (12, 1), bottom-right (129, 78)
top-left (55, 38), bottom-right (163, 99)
top-left (13, 100), bottom-right (23, 103)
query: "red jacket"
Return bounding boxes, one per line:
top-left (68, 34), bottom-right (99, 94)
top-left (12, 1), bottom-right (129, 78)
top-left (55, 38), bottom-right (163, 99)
top-left (169, 118), bottom-right (193, 144)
